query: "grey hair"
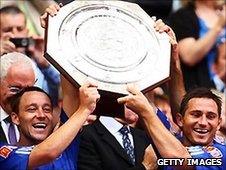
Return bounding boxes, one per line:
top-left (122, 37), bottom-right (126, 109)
top-left (0, 52), bottom-right (34, 80)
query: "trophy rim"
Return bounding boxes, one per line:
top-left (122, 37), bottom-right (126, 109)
top-left (45, 0), bottom-right (171, 95)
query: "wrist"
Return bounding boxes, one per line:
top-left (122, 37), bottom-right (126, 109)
top-left (77, 106), bottom-right (93, 117)
top-left (139, 105), bottom-right (156, 119)
top-left (73, 107), bottom-right (91, 124)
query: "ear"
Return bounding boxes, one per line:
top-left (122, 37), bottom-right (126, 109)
top-left (11, 112), bottom-right (20, 125)
top-left (217, 117), bottom-right (222, 131)
top-left (176, 113), bottom-right (183, 128)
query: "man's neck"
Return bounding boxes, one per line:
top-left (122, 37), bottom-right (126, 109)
top-left (114, 117), bottom-right (128, 125)
top-left (217, 130), bottom-right (226, 139)
top-left (182, 137), bottom-right (213, 147)
top-left (18, 138), bottom-right (39, 146)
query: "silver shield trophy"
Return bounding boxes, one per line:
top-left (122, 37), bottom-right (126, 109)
top-left (45, 0), bottom-right (171, 116)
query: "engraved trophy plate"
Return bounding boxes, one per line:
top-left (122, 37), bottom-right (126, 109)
top-left (45, 0), bottom-right (171, 95)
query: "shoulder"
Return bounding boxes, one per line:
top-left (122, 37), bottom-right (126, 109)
top-left (0, 144), bottom-right (33, 159)
top-left (131, 126), bottom-right (148, 138)
top-left (130, 127), bottom-right (151, 146)
top-left (0, 144), bottom-right (33, 169)
top-left (186, 146), bottom-right (206, 157)
top-left (214, 136), bottom-right (226, 146)
top-left (0, 145), bottom-right (16, 160)
top-left (187, 142), bottom-right (225, 159)
top-left (80, 121), bottom-right (100, 138)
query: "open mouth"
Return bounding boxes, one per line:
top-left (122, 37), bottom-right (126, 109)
top-left (193, 128), bottom-right (209, 135)
top-left (32, 123), bottom-right (47, 129)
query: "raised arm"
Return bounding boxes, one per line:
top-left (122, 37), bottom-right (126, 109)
top-left (28, 81), bottom-right (100, 169)
top-left (154, 20), bottom-right (186, 120)
top-left (40, 4), bottom-right (79, 117)
top-left (61, 75), bottom-right (80, 117)
top-left (172, 5), bottom-right (226, 66)
top-left (117, 84), bottom-right (190, 159)
top-left (168, 38), bottom-right (186, 120)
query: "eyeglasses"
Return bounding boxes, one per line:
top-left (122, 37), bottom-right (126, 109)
top-left (8, 86), bottom-right (22, 94)
top-left (8, 79), bottom-right (38, 95)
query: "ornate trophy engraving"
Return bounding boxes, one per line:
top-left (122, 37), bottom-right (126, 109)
top-left (45, 0), bottom-right (171, 96)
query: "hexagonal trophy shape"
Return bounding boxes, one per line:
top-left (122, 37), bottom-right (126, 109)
top-left (45, 0), bottom-right (171, 97)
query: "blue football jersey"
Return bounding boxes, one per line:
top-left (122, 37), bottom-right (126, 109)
top-left (157, 109), bottom-right (171, 130)
top-left (0, 110), bottom-right (80, 170)
top-left (187, 139), bottom-right (226, 170)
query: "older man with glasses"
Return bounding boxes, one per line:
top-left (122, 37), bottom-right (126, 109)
top-left (0, 52), bottom-right (36, 144)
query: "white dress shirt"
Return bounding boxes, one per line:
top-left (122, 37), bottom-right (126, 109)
top-left (0, 107), bottom-right (19, 143)
top-left (99, 116), bottom-right (134, 148)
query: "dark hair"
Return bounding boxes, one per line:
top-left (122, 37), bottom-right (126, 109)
top-left (180, 87), bottom-right (222, 117)
top-left (10, 86), bottom-right (53, 114)
top-left (0, 5), bottom-right (24, 15)
top-left (0, 5), bottom-right (26, 24)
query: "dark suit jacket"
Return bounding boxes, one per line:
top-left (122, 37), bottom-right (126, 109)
top-left (0, 122), bottom-right (7, 143)
top-left (78, 119), bottom-right (151, 170)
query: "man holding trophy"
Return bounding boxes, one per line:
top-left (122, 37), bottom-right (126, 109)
top-left (0, 1), bottom-right (194, 170)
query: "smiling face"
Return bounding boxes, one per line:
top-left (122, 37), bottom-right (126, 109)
top-left (178, 98), bottom-right (221, 146)
top-left (12, 91), bottom-right (54, 145)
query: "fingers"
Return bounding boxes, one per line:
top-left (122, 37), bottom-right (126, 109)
top-left (82, 81), bottom-right (100, 101)
top-left (0, 40), bottom-right (17, 55)
top-left (79, 81), bottom-right (100, 113)
top-left (3, 41), bottom-right (16, 50)
top-left (117, 84), bottom-right (141, 104)
top-left (0, 32), bottom-right (16, 54)
top-left (167, 28), bottom-right (177, 44)
top-left (126, 83), bottom-right (142, 95)
top-left (153, 19), bottom-right (177, 42)
top-left (169, 36), bottom-right (177, 47)
top-left (40, 13), bottom-right (48, 28)
top-left (82, 80), bottom-right (98, 88)
top-left (80, 84), bottom-right (99, 98)
top-left (117, 96), bottom-right (129, 104)
top-left (154, 19), bottom-right (167, 33)
top-left (46, 4), bottom-right (60, 16)
top-left (80, 80), bottom-right (100, 101)
top-left (40, 3), bottom-right (61, 28)
top-left (1, 32), bottom-right (14, 40)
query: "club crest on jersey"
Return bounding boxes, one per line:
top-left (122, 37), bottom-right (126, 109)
top-left (0, 146), bottom-right (12, 158)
